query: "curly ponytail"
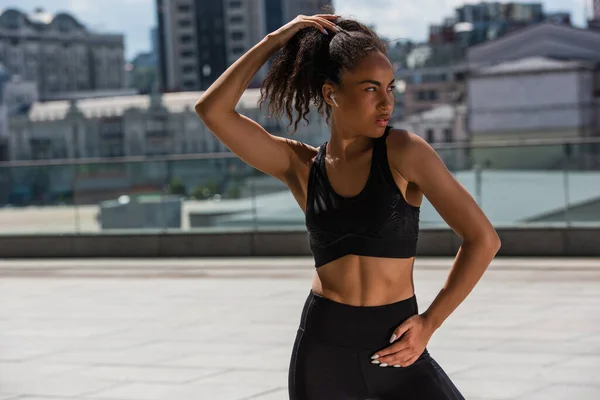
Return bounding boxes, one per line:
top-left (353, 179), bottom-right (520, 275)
top-left (258, 17), bottom-right (388, 133)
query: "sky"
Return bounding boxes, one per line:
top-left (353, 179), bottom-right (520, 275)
top-left (0, 0), bottom-right (591, 60)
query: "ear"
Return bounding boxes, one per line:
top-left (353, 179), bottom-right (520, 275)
top-left (322, 82), bottom-right (336, 107)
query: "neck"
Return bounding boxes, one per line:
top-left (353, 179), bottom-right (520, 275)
top-left (328, 118), bottom-right (373, 162)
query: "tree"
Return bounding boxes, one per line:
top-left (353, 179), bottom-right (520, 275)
top-left (167, 177), bottom-right (186, 196)
top-left (191, 179), bottom-right (218, 200)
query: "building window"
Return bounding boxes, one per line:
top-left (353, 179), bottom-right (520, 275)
top-left (182, 65), bottom-right (195, 74)
top-left (181, 50), bottom-right (194, 58)
top-left (180, 35), bottom-right (192, 44)
top-left (231, 46), bottom-right (245, 57)
top-left (422, 73), bottom-right (447, 83)
top-left (443, 128), bottom-right (453, 143)
top-left (178, 4), bottom-right (191, 12)
top-left (415, 90), bottom-right (439, 102)
top-left (229, 0), bottom-right (242, 8)
top-left (230, 15), bottom-right (243, 24)
top-left (147, 116), bottom-right (169, 138)
top-left (231, 31), bottom-right (244, 41)
top-left (183, 80), bottom-right (196, 89)
top-left (426, 129), bottom-right (435, 143)
top-left (179, 19), bottom-right (192, 28)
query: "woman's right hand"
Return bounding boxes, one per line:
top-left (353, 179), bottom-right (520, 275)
top-left (269, 14), bottom-right (341, 48)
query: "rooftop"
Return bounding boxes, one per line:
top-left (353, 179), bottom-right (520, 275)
top-left (26, 90), bottom-right (263, 122)
top-left (474, 56), bottom-right (594, 76)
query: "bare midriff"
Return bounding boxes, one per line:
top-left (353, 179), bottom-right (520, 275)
top-left (310, 255), bottom-right (416, 306)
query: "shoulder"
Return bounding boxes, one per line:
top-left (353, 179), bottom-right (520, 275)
top-left (386, 127), bottom-right (439, 182)
top-left (386, 127), bottom-right (428, 151)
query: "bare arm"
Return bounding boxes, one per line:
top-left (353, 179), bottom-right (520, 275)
top-left (194, 36), bottom-right (292, 181)
top-left (390, 130), bottom-right (501, 331)
top-left (195, 15), bottom-right (339, 182)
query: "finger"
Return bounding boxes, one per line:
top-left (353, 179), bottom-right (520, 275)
top-left (309, 16), bottom-right (341, 32)
top-left (371, 339), bottom-right (412, 360)
top-left (390, 321), bottom-right (412, 343)
top-left (401, 354), bottom-right (420, 367)
top-left (372, 349), bottom-right (413, 367)
top-left (313, 14), bottom-right (341, 19)
top-left (303, 20), bottom-right (329, 35)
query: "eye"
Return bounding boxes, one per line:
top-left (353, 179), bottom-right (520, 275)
top-left (388, 85), bottom-right (396, 92)
top-left (366, 87), bottom-right (377, 92)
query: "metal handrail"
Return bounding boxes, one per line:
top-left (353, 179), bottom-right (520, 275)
top-left (0, 135), bottom-right (599, 168)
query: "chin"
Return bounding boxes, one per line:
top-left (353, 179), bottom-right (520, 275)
top-left (372, 124), bottom-right (389, 137)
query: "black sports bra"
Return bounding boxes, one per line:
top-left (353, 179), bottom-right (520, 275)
top-left (305, 126), bottom-right (420, 268)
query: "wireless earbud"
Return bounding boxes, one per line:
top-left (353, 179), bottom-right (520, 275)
top-left (330, 95), bottom-right (338, 107)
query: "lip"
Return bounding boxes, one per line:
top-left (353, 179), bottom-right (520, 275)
top-left (375, 117), bottom-right (390, 127)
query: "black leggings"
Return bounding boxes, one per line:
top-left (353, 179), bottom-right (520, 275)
top-left (288, 290), bottom-right (465, 400)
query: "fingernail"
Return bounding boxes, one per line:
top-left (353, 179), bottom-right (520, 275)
top-left (323, 30), bottom-right (328, 35)
top-left (389, 334), bottom-right (396, 343)
top-left (371, 354), bottom-right (379, 359)
top-left (334, 26), bottom-right (341, 31)
top-left (393, 365), bottom-right (401, 368)
top-left (379, 363), bottom-right (388, 367)
top-left (371, 360), bottom-right (380, 364)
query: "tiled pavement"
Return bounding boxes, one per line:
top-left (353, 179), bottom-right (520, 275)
top-left (0, 257), bottom-right (599, 399)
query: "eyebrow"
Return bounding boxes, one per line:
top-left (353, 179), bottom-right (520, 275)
top-left (357, 79), bottom-right (396, 86)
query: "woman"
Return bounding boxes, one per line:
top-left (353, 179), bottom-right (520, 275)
top-left (195, 13), bottom-right (500, 400)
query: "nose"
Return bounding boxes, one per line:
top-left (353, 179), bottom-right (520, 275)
top-left (378, 92), bottom-right (394, 112)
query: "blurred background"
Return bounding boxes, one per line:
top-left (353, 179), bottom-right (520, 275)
top-left (0, 0), bottom-right (598, 255)
top-left (1, 2), bottom-right (600, 399)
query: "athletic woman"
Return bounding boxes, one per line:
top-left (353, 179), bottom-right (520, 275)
top-left (195, 13), bottom-right (500, 400)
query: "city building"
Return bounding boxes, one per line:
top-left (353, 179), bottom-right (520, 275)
top-left (397, 64), bottom-right (466, 117)
top-left (0, 8), bottom-right (125, 101)
top-left (5, 88), bottom-right (329, 204)
top-left (0, 64), bottom-right (38, 163)
top-left (156, 0), bottom-right (331, 92)
top-left (589, 0), bottom-right (600, 31)
top-left (400, 2), bottom-right (573, 119)
top-left (1, 74), bottom-right (38, 116)
top-left (7, 89), bottom-right (327, 160)
top-left (401, 104), bottom-right (469, 170)
top-left (466, 23), bottom-right (600, 169)
top-left (128, 52), bottom-right (159, 94)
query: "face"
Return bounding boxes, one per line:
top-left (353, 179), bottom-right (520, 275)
top-left (324, 51), bottom-right (396, 138)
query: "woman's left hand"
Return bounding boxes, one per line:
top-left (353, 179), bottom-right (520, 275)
top-left (371, 314), bottom-right (436, 367)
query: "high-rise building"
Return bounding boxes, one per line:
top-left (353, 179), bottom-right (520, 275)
top-left (0, 8), bottom-right (125, 100)
top-left (157, 0), bottom-right (225, 92)
top-left (589, 0), bottom-right (600, 30)
top-left (156, 0), bottom-right (331, 92)
top-left (593, 0), bottom-right (600, 19)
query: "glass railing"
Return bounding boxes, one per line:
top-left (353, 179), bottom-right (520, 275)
top-left (0, 138), bottom-right (598, 235)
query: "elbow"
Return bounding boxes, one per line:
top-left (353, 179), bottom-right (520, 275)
top-left (194, 99), bottom-right (209, 120)
top-left (464, 229), bottom-right (501, 254)
top-left (483, 230), bottom-right (501, 254)
top-left (194, 98), bottom-right (233, 124)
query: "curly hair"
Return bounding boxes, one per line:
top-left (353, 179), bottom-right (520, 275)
top-left (258, 16), bottom-right (388, 133)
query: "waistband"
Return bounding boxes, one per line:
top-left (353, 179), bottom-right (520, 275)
top-left (299, 289), bottom-right (419, 350)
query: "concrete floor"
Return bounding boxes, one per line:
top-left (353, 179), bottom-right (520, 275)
top-left (0, 257), bottom-right (599, 399)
